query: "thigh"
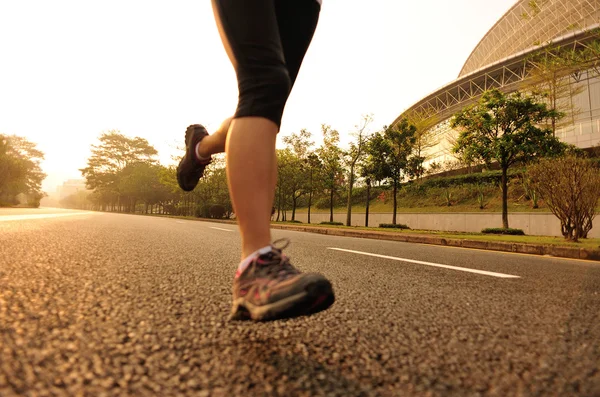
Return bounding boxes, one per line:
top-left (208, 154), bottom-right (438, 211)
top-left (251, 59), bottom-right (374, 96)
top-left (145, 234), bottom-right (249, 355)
top-left (212, 0), bottom-right (286, 73)
top-left (275, 0), bottom-right (321, 85)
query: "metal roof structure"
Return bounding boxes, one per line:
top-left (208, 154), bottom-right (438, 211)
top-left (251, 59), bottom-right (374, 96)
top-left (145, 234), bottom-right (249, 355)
top-left (460, 0), bottom-right (600, 77)
top-left (392, 0), bottom-right (600, 130)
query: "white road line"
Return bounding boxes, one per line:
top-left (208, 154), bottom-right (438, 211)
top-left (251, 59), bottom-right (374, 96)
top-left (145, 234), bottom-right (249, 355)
top-left (0, 212), bottom-right (94, 222)
top-left (328, 247), bottom-right (520, 279)
top-left (209, 227), bottom-right (234, 232)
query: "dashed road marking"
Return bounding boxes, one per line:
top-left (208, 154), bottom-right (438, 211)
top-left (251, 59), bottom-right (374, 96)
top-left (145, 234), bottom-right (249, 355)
top-left (328, 247), bottom-right (520, 278)
top-left (210, 227), bottom-right (234, 232)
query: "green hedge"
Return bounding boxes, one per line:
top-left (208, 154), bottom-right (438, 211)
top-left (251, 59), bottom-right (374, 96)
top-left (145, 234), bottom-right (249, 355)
top-left (413, 169), bottom-right (524, 189)
top-left (320, 221), bottom-right (343, 226)
top-left (481, 227), bottom-right (525, 235)
top-left (379, 223), bottom-right (410, 229)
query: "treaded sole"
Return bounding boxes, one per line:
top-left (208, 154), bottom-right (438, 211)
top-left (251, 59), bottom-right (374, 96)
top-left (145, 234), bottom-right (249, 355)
top-left (229, 278), bottom-right (335, 322)
top-left (176, 124), bottom-right (210, 192)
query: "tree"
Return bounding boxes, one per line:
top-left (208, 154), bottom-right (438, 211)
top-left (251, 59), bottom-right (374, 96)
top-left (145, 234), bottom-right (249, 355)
top-left (364, 120), bottom-right (416, 225)
top-left (0, 134), bottom-right (46, 207)
top-left (305, 152), bottom-right (322, 224)
top-left (528, 156), bottom-right (600, 242)
top-left (451, 89), bottom-right (565, 229)
top-left (523, 45), bottom-right (585, 136)
top-left (345, 114), bottom-right (373, 226)
top-left (275, 148), bottom-right (297, 221)
top-left (316, 125), bottom-right (345, 223)
top-left (80, 130), bottom-right (158, 212)
top-left (282, 129), bottom-right (314, 221)
top-left (404, 109), bottom-right (437, 180)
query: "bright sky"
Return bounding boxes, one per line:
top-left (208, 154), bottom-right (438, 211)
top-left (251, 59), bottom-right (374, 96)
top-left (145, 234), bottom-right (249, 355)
top-left (0, 0), bottom-right (517, 192)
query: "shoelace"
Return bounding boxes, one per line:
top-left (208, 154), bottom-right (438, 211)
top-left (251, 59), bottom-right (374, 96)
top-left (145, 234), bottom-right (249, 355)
top-left (252, 238), bottom-right (299, 280)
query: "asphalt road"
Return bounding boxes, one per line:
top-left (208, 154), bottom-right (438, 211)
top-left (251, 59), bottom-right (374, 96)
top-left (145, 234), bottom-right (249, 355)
top-left (1, 209), bottom-right (599, 396)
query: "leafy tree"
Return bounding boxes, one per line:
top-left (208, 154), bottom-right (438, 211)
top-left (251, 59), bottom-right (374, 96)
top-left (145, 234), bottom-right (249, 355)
top-left (282, 129), bottom-right (314, 221)
top-left (0, 134), bottom-right (46, 207)
top-left (305, 152), bottom-right (322, 224)
top-left (119, 162), bottom-right (170, 214)
top-left (364, 120), bottom-right (416, 225)
top-left (523, 44), bottom-right (586, 136)
top-left (451, 89), bottom-right (566, 229)
top-left (80, 130), bottom-right (157, 212)
top-left (404, 109), bottom-right (437, 180)
top-left (529, 156), bottom-right (600, 242)
top-left (345, 114), bottom-right (372, 226)
top-left (316, 125), bottom-right (345, 222)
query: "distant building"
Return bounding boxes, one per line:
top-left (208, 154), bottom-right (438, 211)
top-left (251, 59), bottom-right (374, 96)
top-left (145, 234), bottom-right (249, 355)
top-left (56, 179), bottom-right (88, 201)
top-left (392, 0), bottom-right (600, 170)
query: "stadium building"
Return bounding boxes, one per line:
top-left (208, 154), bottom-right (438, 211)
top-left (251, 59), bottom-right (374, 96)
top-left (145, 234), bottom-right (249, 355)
top-left (392, 0), bottom-right (600, 170)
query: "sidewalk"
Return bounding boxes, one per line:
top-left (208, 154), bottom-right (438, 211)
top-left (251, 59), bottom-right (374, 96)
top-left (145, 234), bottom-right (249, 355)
top-left (197, 218), bottom-right (600, 262)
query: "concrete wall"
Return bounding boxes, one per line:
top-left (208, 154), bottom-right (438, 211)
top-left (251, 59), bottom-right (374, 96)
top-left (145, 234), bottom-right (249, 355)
top-left (290, 212), bottom-right (600, 238)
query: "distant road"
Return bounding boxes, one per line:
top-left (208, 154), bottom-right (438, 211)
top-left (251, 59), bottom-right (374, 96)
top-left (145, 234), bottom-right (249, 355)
top-left (1, 209), bottom-right (599, 396)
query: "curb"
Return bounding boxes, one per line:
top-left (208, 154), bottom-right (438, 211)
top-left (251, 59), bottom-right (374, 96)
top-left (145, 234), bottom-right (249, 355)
top-left (167, 217), bottom-right (600, 262)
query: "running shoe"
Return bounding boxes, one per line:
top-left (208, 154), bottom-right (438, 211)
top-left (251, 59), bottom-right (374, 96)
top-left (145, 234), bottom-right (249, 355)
top-left (177, 124), bottom-right (211, 192)
top-left (230, 239), bottom-right (335, 321)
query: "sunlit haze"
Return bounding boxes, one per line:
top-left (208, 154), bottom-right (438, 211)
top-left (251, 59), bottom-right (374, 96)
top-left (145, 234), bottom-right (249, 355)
top-left (0, 0), bottom-right (517, 192)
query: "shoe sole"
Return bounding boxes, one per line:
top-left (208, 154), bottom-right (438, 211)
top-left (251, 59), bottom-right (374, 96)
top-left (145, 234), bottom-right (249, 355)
top-left (229, 278), bottom-right (335, 321)
top-left (176, 124), bottom-right (208, 192)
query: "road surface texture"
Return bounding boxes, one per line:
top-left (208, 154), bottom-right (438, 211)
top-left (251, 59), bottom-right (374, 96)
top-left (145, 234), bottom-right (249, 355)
top-left (1, 209), bottom-right (599, 396)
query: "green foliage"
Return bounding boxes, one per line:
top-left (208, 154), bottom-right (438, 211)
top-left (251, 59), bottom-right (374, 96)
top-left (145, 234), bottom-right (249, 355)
top-left (364, 119), bottom-right (417, 224)
top-left (451, 89), bottom-right (565, 170)
top-left (0, 134), bottom-right (46, 206)
top-left (349, 185), bottom-right (386, 206)
top-left (320, 221), bottom-right (343, 226)
top-left (482, 228), bottom-right (525, 235)
top-left (315, 125), bottom-right (345, 220)
top-left (379, 223), bottom-right (410, 229)
top-left (451, 89), bottom-right (566, 228)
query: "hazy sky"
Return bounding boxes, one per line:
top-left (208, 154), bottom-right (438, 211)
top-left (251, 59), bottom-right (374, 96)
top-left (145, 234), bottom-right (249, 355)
top-left (0, 0), bottom-right (517, 192)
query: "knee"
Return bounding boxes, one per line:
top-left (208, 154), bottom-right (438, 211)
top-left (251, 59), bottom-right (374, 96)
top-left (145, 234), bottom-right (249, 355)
top-left (236, 64), bottom-right (292, 128)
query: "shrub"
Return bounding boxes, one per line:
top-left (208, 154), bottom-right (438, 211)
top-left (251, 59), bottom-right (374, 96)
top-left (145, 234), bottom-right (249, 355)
top-left (379, 223), bottom-right (410, 229)
top-left (481, 228), bottom-right (525, 235)
top-left (209, 204), bottom-right (226, 219)
top-left (529, 156), bottom-right (600, 241)
top-left (287, 220), bottom-right (302, 223)
top-left (196, 204), bottom-right (211, 218)
top-left (314, 197), bottom-right (331, 210)
top-left (320, 221), bottom-right (343, 226)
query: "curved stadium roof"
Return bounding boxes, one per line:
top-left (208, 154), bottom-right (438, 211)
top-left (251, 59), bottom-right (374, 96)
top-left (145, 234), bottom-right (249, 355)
top-left (460, 0), bottom-right (600, 77)
top-left (392, 0), bottom-right (600, 129)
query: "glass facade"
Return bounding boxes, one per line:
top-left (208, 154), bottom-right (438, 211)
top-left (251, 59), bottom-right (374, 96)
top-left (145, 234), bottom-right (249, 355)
top-left (421, 71), bottom-right (600, 169)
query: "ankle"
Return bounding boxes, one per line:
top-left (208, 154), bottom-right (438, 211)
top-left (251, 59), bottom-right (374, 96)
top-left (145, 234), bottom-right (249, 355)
top-left (195, 141), bottom-right (211, 160)
top-left (241, 243), bottom-right (272, 260)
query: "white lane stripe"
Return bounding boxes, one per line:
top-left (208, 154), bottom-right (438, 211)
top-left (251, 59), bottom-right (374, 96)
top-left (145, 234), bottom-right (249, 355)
top-left (328, 247), bottom-right (520, 279)
top-left (210, 226), bottom-right (234, 232)
top-left (0, 212), bottom-right (94, 222)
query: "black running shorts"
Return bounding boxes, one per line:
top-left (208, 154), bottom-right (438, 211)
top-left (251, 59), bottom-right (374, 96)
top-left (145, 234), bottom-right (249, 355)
top-left (212, 0), bottom-right (321, 129)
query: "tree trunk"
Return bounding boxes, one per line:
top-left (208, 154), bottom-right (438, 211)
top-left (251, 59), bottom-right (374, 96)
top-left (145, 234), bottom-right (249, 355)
top-left (308, 170), bottom-right (313, 224)
top-left (501, 166), bottom-right (509, 229)
top-left (292, 195), bottom-right (297, 221)
top-left (346, 166), bottom-right (354, 226)
top-left (329, 188), bottom-right (334, 223)
top-left (365, 179), bottom-right (371, 227)
top-left (393, 180), bottom-right (398, 225)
